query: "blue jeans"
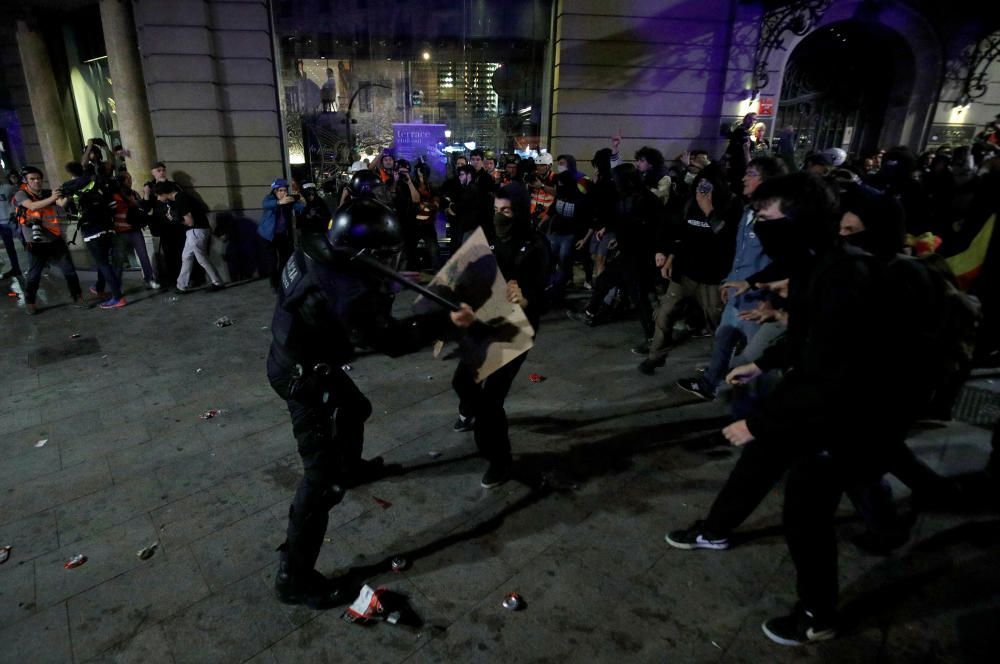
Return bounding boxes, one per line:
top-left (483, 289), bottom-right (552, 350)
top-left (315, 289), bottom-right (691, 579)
top-left (114, 230), bottom-right (158, 283)
top-left (546, 232), bottom-right (575, 295)
top-left (699, 302), bottom-right (764, 393)
top-left (87, 233), bottom-right (123, 299)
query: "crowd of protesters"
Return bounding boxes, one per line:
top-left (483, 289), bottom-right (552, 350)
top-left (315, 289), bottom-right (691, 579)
top-left (3, 114), bottom-right (998, 646)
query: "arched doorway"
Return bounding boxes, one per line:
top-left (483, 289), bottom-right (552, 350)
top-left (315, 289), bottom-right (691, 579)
top-left (775, 20), bottom-right (916, 163)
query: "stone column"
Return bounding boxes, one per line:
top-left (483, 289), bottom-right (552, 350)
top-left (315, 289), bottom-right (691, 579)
top-left (15, 20), bottom-right (75, 184)
top-left (99, 0), bottom-right (157, 177)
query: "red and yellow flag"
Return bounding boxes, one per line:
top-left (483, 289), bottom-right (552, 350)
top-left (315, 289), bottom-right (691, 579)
top-left (945, 213), bottom-right (995, 291)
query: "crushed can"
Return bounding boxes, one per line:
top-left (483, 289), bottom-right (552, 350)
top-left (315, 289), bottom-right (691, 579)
top-left (64, 554), bottom-right (87, 569)
top-left (502, 592), bottom-right (523, 611)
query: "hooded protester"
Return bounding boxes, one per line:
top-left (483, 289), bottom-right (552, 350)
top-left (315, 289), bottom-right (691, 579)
top-left (663, 172), bottom-right (922, 646)
top-left (450, 182), bottom-right (549, 488)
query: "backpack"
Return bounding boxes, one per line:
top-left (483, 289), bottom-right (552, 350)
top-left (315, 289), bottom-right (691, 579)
top-left (892, 253), bottom-right (982, 419)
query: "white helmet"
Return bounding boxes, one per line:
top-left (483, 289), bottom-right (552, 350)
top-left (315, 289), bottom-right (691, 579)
top-left (821, 147), bottom-right (847, 167)
top-left (535, 152), bottom-right (553, 166)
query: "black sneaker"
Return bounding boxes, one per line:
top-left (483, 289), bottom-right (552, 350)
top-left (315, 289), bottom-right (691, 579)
top-left (453, 414), bottom-right (474, 432)
top-left (676, 377), bottom-right (715, 401)
top-left (481, 462), bottom-right (512, 488)
top-left (637, 358), bottom-right (664, 375)
top-left (761, 607), bottom-right (837, 646)
top-left (664, 521), bottom-right (730, 550)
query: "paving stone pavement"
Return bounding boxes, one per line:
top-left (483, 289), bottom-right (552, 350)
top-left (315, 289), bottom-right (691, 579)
top-left (0, 269), bottom-right (997, 664)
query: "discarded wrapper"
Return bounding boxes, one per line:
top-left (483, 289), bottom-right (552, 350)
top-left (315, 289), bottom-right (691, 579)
top-left (35, 439), bottom-right (48, 448)
top-left (528, 373), bottom-right (546, 383)
top-left (386, 611), bottom-right (401, 625)
top-left (70, 333), bottom-right (81, 339)
top-left (0, 545), bottom-right (10, 564)
top-left (215, 316), bottom-right (234, 328)
top-left (199, 409), bottom-right (223, 420)
top-left (502, 592), bottom-right (523, 610)
top-left (341, 364), bottom-right (352, 372)
top-left (373, 496), bottom-right (392, 509)
top-left (196, 368), bottom-right (203, 373)
top-left (427, 451), bottom-right (442, 459)
top-left (390, 557), bottom-right (408, 572)
top-left (137, 543), bottom-right (158, 560)
top-left (64, 554), bottom-right (87, 569)
top-left (342, 584), bottom-right (387, 624)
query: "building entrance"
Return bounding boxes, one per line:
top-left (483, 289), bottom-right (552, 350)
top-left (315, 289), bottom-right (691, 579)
top-left (775, 20), bottom-right (914, 164)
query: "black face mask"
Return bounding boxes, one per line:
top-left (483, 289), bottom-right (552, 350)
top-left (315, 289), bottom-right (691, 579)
top-left (843, 230), bottom-right (870, 252)
top-left (493, 212), bottom-right (514, 240)
top-left (754, 215), bottom-right (815, 274)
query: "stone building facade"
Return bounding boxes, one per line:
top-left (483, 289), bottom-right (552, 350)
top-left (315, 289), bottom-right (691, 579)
top-left (1, 0), bottom-right (998, 229)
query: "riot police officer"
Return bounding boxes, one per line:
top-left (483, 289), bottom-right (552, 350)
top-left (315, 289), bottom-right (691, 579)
top-left (267, 196), bottom-right (474, 608)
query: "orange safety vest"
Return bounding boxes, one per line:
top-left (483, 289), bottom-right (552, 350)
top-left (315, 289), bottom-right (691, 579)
top-left (18, 184), bottom-right (61, 238)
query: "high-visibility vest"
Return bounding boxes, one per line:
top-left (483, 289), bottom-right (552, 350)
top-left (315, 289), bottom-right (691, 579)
top-left (17, 184), bottom-right (61, 237)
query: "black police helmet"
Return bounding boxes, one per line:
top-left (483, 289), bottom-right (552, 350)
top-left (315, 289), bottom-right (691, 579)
top-left (348, 169), bottom-right (379, 197)
top-left (328, 197), bottom-right (402, 254)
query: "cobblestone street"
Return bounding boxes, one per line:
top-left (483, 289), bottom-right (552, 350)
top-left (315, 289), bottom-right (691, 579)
top-left (0, 272), bottom-right (996, 664)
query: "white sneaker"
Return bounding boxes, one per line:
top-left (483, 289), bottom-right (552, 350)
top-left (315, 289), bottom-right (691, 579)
top-left (148, 280), bottom-right (161, 290)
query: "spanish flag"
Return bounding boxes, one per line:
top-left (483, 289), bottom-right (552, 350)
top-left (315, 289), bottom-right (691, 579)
top-left (946, 213), bottom-right (995, 291)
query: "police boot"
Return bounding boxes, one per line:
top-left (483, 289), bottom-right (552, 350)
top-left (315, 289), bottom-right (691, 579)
top-left (275, 546), bottom-right (344, 610)
top-left (343, 456), bottom-right (403, 488)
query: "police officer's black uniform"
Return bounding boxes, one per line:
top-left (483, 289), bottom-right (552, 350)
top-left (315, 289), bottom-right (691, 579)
top-left (267, 197), bottom-right (458, 608)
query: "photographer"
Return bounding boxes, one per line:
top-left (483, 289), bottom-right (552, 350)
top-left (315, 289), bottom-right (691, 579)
top-left (62, 161), bottom-right (126, 308)
top-left (390, 159), bottom-right (420, 269)
top-left (444, 164), bottom-right (480, 247)
top-left (296, 182), bottom-right (331, 235)
top-left (259, 178), bottom-right (304, 290)
top-left (13, 166), bottom-right (84, 314)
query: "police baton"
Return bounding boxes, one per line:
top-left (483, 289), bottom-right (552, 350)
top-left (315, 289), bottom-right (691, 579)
top-left (349, 252), bottom-right (462, 312)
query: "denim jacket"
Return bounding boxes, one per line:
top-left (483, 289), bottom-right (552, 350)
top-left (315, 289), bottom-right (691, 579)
top-left (725, 206), bottom-right (771, 309)
top-left (258, 194), bottom-right (304, 241)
